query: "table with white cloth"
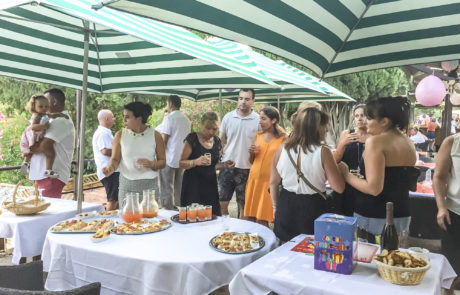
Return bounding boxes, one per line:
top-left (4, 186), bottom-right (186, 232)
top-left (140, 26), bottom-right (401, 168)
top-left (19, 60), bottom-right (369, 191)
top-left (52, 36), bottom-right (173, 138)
top-left (229, 234), bottom-right (457, 295)
top-left (42, 210), bottom-right (277, 295)
top-left (0, 197), bottom-right (104, 264)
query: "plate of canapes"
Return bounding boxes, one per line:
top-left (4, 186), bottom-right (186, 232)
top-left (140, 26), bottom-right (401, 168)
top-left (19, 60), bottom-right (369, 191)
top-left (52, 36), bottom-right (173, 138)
top-left (51, 218), bottom-right (114, 233)
top-left (111, 219), bottom-right (171, 235)
top-left (91, 228), bottom-right (111, 243)
top-left (98, 210), bottom-right (119, 218)
top-left (209, 232), bottom-right (264, 254)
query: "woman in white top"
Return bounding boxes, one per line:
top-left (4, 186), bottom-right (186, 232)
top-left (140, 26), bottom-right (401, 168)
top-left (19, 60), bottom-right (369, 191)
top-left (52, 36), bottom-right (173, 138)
top-left (434, 133), bottom-right (460, 291)
top-left (103, 102), bottom-right (166, 205)
top-left (270, 107), bottom-right (345, 242)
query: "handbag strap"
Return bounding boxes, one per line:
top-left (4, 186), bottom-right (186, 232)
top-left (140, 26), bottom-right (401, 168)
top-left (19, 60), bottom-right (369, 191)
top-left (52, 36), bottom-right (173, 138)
top-left (286, 148), bottom-right (327, 200)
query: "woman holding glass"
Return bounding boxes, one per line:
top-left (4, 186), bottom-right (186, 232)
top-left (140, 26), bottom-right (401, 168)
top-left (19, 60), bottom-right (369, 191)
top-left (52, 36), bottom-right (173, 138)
top-left (333, 104), bottom-right (369, 215)
top-left (103, 102), bottom-right (166, 206)
top-left (179, 112), bottom-right (234, 216)
top-left (339, 97), bottom-right (418, 245)
top-left (244, 106), bottom-right (287, 227)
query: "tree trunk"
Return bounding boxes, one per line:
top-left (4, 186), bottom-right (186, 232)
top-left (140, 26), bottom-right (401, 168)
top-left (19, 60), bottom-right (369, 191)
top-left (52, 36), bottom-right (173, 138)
top-left (321, 102), bottom-right (354, 146)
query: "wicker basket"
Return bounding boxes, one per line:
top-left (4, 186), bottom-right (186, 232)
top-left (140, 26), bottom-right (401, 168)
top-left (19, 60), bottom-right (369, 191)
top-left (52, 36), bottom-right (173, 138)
top-left (374, 258), bottom-right (430, 285)
top-left (2, 180), bottom-right (51, 215)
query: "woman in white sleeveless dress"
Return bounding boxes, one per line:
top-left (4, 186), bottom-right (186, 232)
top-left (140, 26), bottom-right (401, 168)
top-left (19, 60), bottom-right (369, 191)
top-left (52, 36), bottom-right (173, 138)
top-left (103, 102), bottom-right (166, 205)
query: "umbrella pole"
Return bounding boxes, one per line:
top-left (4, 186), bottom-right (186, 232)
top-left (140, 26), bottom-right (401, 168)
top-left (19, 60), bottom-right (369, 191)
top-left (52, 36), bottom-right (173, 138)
top-left (219, 89), bottom-right (223, 119)
top-left (76, 22), bottom-right (90, 213)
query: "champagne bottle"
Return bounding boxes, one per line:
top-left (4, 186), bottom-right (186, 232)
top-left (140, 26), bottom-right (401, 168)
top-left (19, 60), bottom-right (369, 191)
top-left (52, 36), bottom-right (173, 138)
top-left (380, 202), bottom-right (399, 251)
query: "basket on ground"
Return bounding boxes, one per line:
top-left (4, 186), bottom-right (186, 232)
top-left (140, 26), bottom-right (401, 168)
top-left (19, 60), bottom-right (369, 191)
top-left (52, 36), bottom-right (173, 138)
top-left (2, 179), bottom-right (50, 215)
top-left (373, 258), bottom-right (430, 285)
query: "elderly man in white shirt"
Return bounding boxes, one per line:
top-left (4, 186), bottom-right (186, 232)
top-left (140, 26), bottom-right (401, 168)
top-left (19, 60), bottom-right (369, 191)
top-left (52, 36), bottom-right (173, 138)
top-left (93, 109), bottom-right (119, 210)
top-left (159, 95), bottom-right (191, 209)
top-left (29, 88), bottom-right (75, 198)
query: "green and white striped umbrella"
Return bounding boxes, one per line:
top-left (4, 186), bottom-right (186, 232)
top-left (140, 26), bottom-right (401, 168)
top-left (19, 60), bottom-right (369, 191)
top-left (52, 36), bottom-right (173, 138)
top-left (109, 0), bottom-right (460, 78)
top-left (0, 0), bottom-right (281, 93)
top-left (140, 38), bottom-right (353, 102)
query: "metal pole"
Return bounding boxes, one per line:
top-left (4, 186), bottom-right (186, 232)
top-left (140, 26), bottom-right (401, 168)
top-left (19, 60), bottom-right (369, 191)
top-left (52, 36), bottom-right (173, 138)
top-left (74, 90), bottom-right (82, 200)
top-left (219, 89), bottom-right (223, 119)
top-left (76, 21), bottom-right (90, 213)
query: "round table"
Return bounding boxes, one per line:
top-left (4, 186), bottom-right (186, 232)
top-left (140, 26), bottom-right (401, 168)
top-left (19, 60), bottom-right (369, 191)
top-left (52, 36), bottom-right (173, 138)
top-left (42, 210), bottom-right (277, 295)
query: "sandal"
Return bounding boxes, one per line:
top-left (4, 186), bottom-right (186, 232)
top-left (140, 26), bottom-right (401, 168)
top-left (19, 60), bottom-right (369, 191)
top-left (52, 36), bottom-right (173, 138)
top-left (44, 169), bottom-right (59, 178)
top-left (20, 162), bottom-right (30, 174)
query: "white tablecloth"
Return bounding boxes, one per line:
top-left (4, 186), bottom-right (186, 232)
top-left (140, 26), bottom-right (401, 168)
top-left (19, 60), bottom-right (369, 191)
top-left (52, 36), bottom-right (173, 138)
top-left (42, 210), bottom-right (277, 295)
top-left (230, 234), bottom-right (457, 295)
top-left (0, 197), bottom-right (104, 264)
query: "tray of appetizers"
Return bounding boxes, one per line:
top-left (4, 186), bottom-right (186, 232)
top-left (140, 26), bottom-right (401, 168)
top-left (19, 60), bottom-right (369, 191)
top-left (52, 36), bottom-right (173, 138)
top-left (111, 219), bottom-right (171, 235)
top-left (209, 232), bottom-right (265, 254)
top-left (51, 218), bottom-right (114, 233)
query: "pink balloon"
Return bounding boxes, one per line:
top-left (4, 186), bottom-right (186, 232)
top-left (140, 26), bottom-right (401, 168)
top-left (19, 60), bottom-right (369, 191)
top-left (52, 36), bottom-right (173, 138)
top-left (450, 92), bottom-right (460, 106)
top-left (415, 75), bottom-right (446, 106)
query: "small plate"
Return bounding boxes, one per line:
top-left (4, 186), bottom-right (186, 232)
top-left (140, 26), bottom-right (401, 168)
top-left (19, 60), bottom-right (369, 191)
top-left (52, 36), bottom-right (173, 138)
top-left (90, 235), bottom-right (110, 243)
top-left (98, 210), bottom-right (119, 218)
top-left (76, 211), bottom-right (97, 219)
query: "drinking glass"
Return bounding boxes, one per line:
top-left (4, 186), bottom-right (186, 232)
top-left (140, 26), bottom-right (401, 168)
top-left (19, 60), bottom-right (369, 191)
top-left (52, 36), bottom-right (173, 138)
top-left (204, 153), bottom-right (212, 166)
top-left (197, 205), bottom-right (206, 221)
top-left (221, 214), bottom-right (230, 230)
top-left (187, 206), bottom-right (197, 223)
top-left (178, 206), bottom-right (187, 222)
top-left (134, 159), bottom-right (143, 169)
top-left (205, 205), bottom-right (212, 220)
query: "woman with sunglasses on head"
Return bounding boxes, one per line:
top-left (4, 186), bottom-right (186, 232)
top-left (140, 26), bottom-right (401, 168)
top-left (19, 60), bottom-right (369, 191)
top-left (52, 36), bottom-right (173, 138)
top-left (338, 97), bottom-right (418, 246)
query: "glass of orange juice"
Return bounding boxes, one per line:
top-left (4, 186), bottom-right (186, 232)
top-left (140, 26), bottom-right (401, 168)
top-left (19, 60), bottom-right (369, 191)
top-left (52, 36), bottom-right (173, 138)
top-left (187, 206), bottom-right (197, 223)
top-left (197, 206), bottom-right (206, 221)
top-left (205, 205), bottom-right (212, 220)
top-left (178, 206), bottom-right (187, 223)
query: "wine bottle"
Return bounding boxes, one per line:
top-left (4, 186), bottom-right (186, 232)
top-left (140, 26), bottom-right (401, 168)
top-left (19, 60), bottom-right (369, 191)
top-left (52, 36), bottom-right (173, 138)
top-left (380, 202), bottom-right (399, 251)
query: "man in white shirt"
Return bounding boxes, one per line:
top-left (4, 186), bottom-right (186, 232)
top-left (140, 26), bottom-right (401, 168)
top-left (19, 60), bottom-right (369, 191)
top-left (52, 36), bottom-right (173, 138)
top-left (29, 88), bottom-right (75, 198)
top-left (93, 109), bottom-right (119, 210)
top-left (159, 95), bottom-right (191, 209)
top-left (219, 89), bottom-right (260, 218)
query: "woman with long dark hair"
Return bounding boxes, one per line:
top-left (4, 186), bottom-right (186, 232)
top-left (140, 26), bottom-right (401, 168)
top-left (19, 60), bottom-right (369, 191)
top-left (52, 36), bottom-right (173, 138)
top-left (339, 97), bottom-right (418, 245)
top-left (270, 107), bottom-right (345, 242)
top-left (244, 106), bottom-right (287, 227)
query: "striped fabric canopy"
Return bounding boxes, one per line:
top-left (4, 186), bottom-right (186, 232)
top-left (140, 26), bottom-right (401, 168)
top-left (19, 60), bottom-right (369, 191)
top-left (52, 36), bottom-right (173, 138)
top-left (0, 0), bottom-right (282, 94)
top-left (140, 38), bottom-right (353, 102)
top-left (109, 0), bottom-right (460, 78)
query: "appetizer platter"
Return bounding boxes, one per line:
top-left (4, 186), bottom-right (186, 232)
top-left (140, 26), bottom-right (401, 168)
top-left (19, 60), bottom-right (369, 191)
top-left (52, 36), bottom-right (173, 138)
top-left (170, 214), bottom-right (217, 224)
top-left (209, 232), bottom-right (265, 254)
top-left (51, 218), bottom-right (114, 233)
top-left (111, 218), bottom-right (171, 235)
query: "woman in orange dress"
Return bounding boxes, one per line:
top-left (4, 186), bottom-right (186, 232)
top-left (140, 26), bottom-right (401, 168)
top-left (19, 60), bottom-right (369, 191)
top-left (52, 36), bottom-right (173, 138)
top-left (244, 106), bottom-right (286, 226)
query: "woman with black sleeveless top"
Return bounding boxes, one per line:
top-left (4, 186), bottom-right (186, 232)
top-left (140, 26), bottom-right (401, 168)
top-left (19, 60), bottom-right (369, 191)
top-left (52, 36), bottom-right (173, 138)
top-left (338, 97), bottom-right (419, 246)
top-left (179, 112), bottom-right (234, 216)
top-left (334, 105), bottom-right (369, 216)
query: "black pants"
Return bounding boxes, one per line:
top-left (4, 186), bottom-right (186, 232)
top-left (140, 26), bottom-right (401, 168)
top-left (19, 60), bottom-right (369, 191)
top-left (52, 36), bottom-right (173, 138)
top-left (274, 188), bottom-right (326, 242)
top-left (441, 210), bottom-right (460, 275)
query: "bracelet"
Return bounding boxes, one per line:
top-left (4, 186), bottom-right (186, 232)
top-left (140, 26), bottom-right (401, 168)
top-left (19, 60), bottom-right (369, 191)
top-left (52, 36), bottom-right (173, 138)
top-left (272, 205), bottom-right (277, 209)
top-left (189, 160), bottom-right (194, 168)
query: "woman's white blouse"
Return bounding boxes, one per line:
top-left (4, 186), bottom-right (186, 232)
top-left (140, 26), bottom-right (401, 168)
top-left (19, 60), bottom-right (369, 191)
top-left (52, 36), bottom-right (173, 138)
top-left (276, 145), bottom-right (326, 194)
top-left (119, 127), bottom-right (158, 180)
